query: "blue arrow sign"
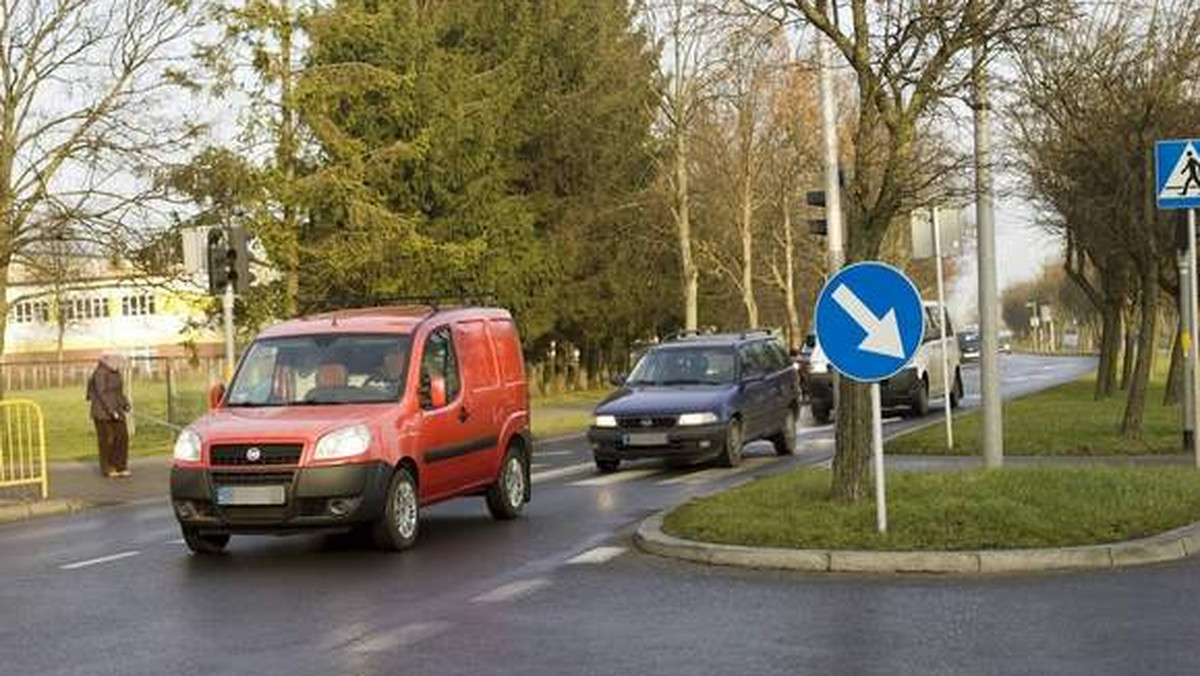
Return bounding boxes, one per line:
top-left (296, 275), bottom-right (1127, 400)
top-left (1156, 139), bottom-right (1200, 210)
top-left (814, 262), bottom-right (924, 383)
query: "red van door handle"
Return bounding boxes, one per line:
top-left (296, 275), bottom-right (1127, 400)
top-left (459, 406), bottom-right (471, 423)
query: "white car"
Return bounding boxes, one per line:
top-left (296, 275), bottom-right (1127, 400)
top-left (800, 301), bottom-right (963, 422)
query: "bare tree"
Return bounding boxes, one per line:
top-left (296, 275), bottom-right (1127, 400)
top-left (1011, 0), bottom-right (1200, 435)
top-left (0, 0), bottom-right (202, 391)
top-left (739, 0), bottom-right (1074, 500)
top-left (645, 0), bottom-right (729, 331)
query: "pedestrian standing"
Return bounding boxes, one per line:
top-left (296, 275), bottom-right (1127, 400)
top-left (87, 352), bottom-right (131, 478)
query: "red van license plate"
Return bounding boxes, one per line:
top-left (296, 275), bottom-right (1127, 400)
top-left (216, 485), bottom-right (286, 506)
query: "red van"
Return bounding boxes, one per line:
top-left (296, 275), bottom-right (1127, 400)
top-left (170, 306), bottom-right (531, 554)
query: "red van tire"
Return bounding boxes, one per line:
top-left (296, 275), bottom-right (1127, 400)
top-left (372, 466), bottom-right (420, 551)
top-left (487, 447), bottom-right (527, 520)
top-left (182, 528), bottom-right (229, 555)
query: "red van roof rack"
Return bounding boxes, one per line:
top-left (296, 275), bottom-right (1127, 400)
top-left (299, 291), bottom-right (498, 314)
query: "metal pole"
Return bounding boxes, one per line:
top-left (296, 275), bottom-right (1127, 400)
top-left (871, 382), bottom-right (887, 533)
top-left (223, 280), bottom-right (235, 382)
top-left (1179, 252), bottom-right (1195, 449)
top-left (932, 207), bottom-right (954, 449)
top-left (817, 22), bottom-right (843, 272)
top-left (973, 40), bottom-right (1003, 468)
top-left (816, 3), bottom-right (845, 413)
top-left (1189, 208), bottom-right (1200, 469)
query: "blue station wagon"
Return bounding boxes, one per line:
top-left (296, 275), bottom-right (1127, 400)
top-left (587, 332), bottom-right (801, 472)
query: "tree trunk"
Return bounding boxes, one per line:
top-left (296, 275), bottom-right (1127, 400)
top-left (0, 261), bottom-right (8, 399)
top-left (739, 175), bottom-right (758, 327)
top-left (674, 132), bottom-right (698, 331)
top-left (1096, 299), bottom-right (1121, 398)
top-left (1165, 318), bottom-right (1183, 406)
top-left (1122, 265), bottom-right (1159, 437)
top-left (782, 206), bottom-right (800, 351)
top-left (830, 377), bottom-right (872, 502)
top-left (1120, 305), bottom-right (1136, 391)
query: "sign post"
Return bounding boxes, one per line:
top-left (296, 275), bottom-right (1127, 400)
top-left (911, 206), bottom-right (961, 450)
top-left (815, 262), bottom-right (924, 533)
top-left (1155, 139), bottom-right (1200, 469)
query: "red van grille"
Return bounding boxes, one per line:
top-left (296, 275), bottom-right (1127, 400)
top-left (210, 471), bottom-right (295, 486)
top-left (210, 444), bottom-right (303, 467)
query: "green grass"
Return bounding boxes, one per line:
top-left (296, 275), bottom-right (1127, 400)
top-left (888, 377), bottom-right (1184, 456)
top-left (13, 381), bottom-right (608, 462)
top-left (663, 466), bottom-right (1200, 551)
top-left (530, 389), bottom-right (608, 439)
top-left (10, 379), bottom-right (211, 463)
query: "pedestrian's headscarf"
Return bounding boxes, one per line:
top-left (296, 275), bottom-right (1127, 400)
top-left (99, 351), bottom-right (126, 371)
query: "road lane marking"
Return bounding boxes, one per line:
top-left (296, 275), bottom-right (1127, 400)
top-left (471, 578), bottom-right (551, 604)
top-left (165, 538), bottom-right (186, 545)
top-left (657, 467), bottom-right (726, 485)
top-left (531, 462), bottom-right (594, 485)
top-left (349, 621), bottom-right (451, 653)
top-left (570, 468), bottom-right (660, 486)
top-left (566, 546), bottom-right (627, 565)
top-left (60, 550), bottom-right (140, 570)
top-left (530, 463), bottom-right (549, 470)
top-left (534, 450), bottom-right (575, 458)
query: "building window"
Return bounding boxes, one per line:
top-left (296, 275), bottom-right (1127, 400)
top-left (11, 300), bottom-right (50, 324)
top-left (64, 296), bottom-right (111, 322)
top-left (122, 294), bottom-right (156, 316)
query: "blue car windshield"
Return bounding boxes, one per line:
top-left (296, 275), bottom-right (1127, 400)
top-left (626, 347), bottom-right (737, 386)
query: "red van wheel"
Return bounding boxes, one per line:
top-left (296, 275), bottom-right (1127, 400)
top-left (372, 466), bottom-right (419, 551)
top-left (487, 448), bottom-right (527, 521)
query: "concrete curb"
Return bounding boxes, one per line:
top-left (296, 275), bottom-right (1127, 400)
top-left (633, 511), bottom-right (1200, 575)
top-left (0, 499), bottom-right (92, 524)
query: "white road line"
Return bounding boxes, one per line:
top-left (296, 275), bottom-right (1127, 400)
top-left (349, 621), bottom-right (451, 653)
top-left (59, 550), bottom-right (140, 570)
top-left (534, 450), bottom-right (575, 458)
top-left (530, 463), bottom-right (549, 470)
top-left (471, 578), bottom-right (551, 604)
top-left (566, 546), bottom-right (627, 565)
top-left (165, 538), bottom-right (186, 545)
top-left (570, 468), bottom-right (660, 487)
top-left (657, 467), bottom-right (726, 486)
top-left (531, 462), bottom-right (595, 485)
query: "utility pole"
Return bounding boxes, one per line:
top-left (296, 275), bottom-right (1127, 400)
top-left (817, 0), bottom-right (843, 274)
top-left (1189, 208), bottom-right (1200, 468)
top-left (973, 32), bottom-right (1003, 468)
top-left (816, 0), bottom-right (844, 415)
top-left (1178, 252), bottom-right (1195, 449)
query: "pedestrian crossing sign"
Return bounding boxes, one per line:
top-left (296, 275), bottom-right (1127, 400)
top-left (1156, 139), bottom-right (1200, 210)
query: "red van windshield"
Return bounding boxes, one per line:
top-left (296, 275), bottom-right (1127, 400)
top-left (227, 334), bottom-right (412, 406)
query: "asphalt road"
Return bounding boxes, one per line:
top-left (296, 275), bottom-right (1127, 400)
top-left (6, 354), bottom-right (1168, 676)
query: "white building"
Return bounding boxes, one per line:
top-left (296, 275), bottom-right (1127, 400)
top-left (3, 230), bottom-right (223, 363)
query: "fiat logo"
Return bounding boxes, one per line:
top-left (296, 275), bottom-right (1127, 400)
top-left (640, 419), bottom-right (654, 428)
top-left (245, 447), bottom-right (262, 462)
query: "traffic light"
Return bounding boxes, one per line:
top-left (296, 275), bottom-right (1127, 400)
top-left (806, 191), bottom-right (828, 235)
top-left (206, 226), bottom-right (252, 295)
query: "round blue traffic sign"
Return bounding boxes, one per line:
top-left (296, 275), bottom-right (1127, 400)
top-left (814, 262), bottom-right (924, 383)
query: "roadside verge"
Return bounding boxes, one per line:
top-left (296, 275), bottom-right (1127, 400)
top-left (634, 512), bottom-right (1200, 574)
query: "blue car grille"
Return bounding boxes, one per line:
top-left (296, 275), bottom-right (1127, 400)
top-left (616, 416), bottom-right (678, 429)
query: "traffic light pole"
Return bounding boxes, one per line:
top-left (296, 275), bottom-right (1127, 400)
top-left (223, 280), bottom-right (235, 382)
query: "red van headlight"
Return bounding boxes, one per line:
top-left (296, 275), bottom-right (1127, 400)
top-left (313, 424), bottom-right (372, 461)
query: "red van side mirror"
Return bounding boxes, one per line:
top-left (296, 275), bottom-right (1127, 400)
top-left (207, 383), bottom-right (226, 410)
top-left (429, 375), bottom-right (448, 409)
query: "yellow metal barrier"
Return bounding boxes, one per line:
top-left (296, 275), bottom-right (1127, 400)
top-left (0, 399), bottom-right (48, 499)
